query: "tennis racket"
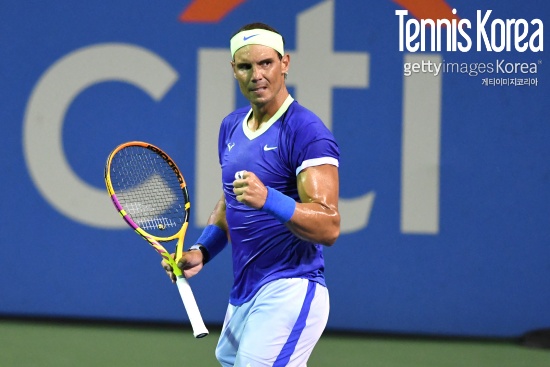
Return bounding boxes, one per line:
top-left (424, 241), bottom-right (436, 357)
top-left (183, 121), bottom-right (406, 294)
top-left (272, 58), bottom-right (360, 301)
top-left (104, 141), bottom-right (209, 338)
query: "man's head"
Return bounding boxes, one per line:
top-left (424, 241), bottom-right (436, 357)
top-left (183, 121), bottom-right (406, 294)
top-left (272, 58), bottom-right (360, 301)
top-left (230, 23), bottom-right (290, 108)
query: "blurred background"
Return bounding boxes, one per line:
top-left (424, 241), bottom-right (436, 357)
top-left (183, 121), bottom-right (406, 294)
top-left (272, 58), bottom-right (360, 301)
top-left (1, 0), bottom-right (549, 365)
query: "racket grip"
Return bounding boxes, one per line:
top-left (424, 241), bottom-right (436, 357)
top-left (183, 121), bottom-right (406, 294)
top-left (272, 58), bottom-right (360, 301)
top-left (175, 276), bottom-right (209, 338)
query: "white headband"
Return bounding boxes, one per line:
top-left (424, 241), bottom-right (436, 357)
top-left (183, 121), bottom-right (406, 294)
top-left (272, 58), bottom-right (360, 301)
top-left (230, 29), bottom-right (284, 58)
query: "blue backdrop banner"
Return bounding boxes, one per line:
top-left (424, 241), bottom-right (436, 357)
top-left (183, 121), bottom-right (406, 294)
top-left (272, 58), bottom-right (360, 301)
top-left (1, 0), bottom-right (548, 338)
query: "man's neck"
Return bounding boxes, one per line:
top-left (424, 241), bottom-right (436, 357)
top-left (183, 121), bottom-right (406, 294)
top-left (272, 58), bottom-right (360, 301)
top-left (248, 90), bottom-right (289, 131)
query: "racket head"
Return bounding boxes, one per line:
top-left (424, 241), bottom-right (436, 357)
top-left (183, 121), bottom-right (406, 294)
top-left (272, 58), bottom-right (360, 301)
top-left (105, 141), bottom-right (190, 245)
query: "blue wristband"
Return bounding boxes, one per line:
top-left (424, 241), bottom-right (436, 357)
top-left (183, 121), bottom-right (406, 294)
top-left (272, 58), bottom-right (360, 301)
top-left (193, 224), bottom-right (227, 263)
top-left (261, 187), bottom-right (296, 223)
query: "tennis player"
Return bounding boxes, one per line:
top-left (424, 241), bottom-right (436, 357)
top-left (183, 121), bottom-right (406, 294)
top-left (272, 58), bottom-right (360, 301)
top-left (164, 22), bottom-right (341, 366)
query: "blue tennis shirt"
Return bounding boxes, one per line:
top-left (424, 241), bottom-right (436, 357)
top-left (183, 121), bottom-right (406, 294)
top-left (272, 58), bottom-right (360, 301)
top-left (218, 95), bottom-right (340, 306)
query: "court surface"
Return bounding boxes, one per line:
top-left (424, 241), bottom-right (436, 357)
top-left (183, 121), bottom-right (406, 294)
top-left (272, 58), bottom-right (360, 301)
top-left (1, 319), bottom-right (548, 367)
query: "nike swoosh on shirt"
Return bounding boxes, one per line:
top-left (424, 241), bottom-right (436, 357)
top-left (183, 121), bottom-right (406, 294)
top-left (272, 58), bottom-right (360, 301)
top-left (263, 145), bottom-right (277, 151)
top-left (243, 34), bottom-right (259, 41)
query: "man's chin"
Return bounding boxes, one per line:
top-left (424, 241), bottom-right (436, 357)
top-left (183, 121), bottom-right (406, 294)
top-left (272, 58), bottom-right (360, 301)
top-left (249, 94), bottom-right (269, 105)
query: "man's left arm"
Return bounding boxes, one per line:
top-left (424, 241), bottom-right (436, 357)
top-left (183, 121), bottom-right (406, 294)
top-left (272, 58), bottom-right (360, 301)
top-left (286, 164), bottom-right (340, 246)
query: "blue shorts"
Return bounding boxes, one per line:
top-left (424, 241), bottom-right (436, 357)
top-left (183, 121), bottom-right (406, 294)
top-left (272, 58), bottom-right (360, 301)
top-left (215, 278), bottom-right (330, 367)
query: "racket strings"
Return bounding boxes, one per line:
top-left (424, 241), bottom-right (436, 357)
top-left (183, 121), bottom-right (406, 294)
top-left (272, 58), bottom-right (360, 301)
top-left (110, 146), bottom-right (186, 237)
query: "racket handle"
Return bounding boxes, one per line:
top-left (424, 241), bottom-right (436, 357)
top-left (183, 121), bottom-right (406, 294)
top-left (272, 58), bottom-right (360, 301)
top-left (175, 276), bottom-right (209, 338)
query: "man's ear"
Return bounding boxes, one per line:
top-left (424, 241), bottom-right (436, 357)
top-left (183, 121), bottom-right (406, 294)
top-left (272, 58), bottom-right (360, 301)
top-left (281, 54), bottom-right (290, 75)
top-left (230, 61), bottom-right (236, 78)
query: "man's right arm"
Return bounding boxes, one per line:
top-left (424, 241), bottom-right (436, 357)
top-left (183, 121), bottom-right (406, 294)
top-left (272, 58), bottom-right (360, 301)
top-left (205, 194), bottom-right (229, 232)
top-left (162, 193), bottom-right (228, 281)
top-left (186, 193), bottom-right (229, 265)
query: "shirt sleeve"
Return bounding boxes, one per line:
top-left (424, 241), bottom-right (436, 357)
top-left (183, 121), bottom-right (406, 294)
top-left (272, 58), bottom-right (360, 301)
top-left (292, 119), bottom-right (340, 176)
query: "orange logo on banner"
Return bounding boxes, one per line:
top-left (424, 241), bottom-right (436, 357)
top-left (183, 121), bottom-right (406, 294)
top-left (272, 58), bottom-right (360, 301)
top-left (179, 0), bottom-right (247, 22)
top-left (392, 0), bottom-right (459, 22)
top-left (179, 0), bottom-right (458, 23)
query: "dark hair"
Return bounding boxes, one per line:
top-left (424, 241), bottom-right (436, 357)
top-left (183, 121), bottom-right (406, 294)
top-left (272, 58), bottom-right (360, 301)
top-left (232, 22), bottom-right (285, 59)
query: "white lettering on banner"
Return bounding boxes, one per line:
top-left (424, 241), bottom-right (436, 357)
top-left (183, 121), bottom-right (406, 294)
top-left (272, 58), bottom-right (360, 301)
top-left (401, 54), bottom-right (441, 234)
top-left (23, 1), bottom-right (440, 235)
top-left (289, 0), bottom-right (370, 130)
top-left (23, 44), bottom-right (178, 228)
top-left (195, 0), bottom-right (375, 233)
top-left (195, 49), bottom-right (235, 223)
top-left (291, 0), bottom-right (374, 233)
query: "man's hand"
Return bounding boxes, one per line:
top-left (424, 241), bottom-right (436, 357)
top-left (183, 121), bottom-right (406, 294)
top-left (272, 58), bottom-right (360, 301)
top-left (161, 250), bottom-right (204, 283)
top-left (233, 170), bottom-right (268, 209)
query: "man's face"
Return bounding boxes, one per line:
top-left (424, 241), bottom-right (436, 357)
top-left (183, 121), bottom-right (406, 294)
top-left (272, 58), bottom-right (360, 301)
top-left (232, 44), bottom-right (289, 107)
